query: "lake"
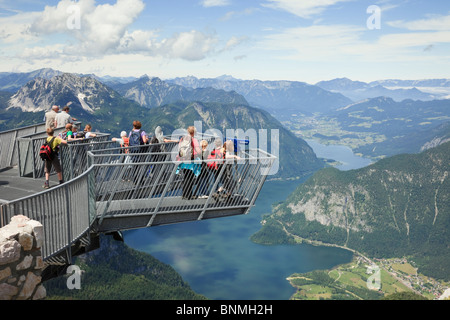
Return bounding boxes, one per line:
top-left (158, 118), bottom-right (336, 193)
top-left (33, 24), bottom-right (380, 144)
top-left (123, 140), bottom-right (371, 300)
top-left (305, 139), bottom-right (373, 170)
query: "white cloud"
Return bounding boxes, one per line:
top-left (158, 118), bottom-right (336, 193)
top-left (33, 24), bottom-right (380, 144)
top-left (0, 11), bottom-right (40, 43)
top-left (261, 22), bottom-right (450, 65)
top-left (1, 0), bottom-right (222, 63)
top-left (263, 0), bottom-right (354, 19)
top-left (262, 24), bottom-right (366, 60)
top-left (201, 0), bottom-right (231, 8)
top-left (154, 30), bottom-right (218, 61)
top-left (30, 0), bottom-right (146, 56)
top-left (378, 31), bottom-right (450, 48)
top-left (387, 14), bottom-right (450, 31)
top-left (222, 35), bottom-right (248, 51)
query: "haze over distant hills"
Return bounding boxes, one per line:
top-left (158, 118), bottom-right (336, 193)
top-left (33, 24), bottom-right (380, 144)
top-left (316, 78), bottom-right (442, 102)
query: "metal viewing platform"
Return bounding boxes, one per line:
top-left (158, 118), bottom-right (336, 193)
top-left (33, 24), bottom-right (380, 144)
top-left (0, 123), bottom-right (275, 280)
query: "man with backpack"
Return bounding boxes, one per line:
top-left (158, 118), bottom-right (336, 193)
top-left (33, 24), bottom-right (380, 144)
top-left (128, 121), bottom-right (148, 150)
top-left (127, 121), bottom-right (149, 183)
top-left (41, 128), bottom-right (68, 189)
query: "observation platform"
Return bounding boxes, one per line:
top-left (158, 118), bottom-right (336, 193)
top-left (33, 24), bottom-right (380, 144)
top-left (0, 123), bottom-right (275, 280)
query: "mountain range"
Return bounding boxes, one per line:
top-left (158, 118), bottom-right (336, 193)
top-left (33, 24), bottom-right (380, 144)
top-left (1, 68), bottom-right (449, 164)
top-left (167, 76), bottom-right (353, 117)
top-left (316, 77), bottom-right (446, 102)
top-left (0, 71), bottom-right (324, 179)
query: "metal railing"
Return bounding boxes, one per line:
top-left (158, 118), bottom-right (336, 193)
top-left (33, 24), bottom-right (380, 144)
top-left (89, 147), bottom-right (275, 230)
top-left (0, 124), bottom-right (276, 265)
top-left (0, 123), bottom-right (46, 170)
top-left (0, 167), bottom-right (96, 264)
top-left (59, 135), bottom-right (113, 181)
top-left (14, 122), bottom-right (82, 178)
top-left (16, 127), bottom-right (111, 179)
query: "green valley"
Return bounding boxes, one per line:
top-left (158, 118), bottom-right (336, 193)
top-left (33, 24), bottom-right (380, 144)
top-left (252, 141), bottom-right (450, 299)
top-left (282, 97), bottom-right (450, 160)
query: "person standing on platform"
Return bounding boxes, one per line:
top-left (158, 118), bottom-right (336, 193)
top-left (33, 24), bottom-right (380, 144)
top-left (43, 128), bottom-right (68, 189)
top-left (44, 105), bottom-right (59, 129)
top-left (55, 106), bottom-right (77, 128)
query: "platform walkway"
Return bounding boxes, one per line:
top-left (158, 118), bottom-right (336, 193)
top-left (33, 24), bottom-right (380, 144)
top-left (0, 123), bottom-right (275, 280)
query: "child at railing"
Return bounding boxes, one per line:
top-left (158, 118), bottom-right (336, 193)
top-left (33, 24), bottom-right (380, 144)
top-left (84, 124), bottom-right (97, 138)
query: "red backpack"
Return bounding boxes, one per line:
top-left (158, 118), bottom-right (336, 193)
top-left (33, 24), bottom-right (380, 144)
top-left (39, 137), bottom-right (56, 161)
top-left (207, 148), bottom-right (224, 170)
top-left (121, 137), bottom-right (129, 153)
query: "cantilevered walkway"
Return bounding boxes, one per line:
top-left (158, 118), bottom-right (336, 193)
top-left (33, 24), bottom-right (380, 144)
top-left (0, 123), bottom-right (275, 280)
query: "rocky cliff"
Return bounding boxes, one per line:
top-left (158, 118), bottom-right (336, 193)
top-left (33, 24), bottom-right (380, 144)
top-left (253, 141), bottom-right (450, 280)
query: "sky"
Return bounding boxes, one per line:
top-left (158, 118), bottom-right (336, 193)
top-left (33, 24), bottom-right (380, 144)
top-left (0, 0), bottom-right (449, 84)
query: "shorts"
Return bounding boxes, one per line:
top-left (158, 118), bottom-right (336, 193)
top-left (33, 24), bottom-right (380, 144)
top-left (45, 156), bottom-right (62, 174)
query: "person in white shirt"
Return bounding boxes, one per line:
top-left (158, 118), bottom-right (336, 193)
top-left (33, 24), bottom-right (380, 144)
top-left (55, 106), bottom-right (77, 128)
top-left (44, 105), bottom-right (59, 129)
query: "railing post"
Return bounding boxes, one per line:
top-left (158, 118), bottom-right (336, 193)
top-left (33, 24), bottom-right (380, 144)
top-left (31, 139), bottom-right (37, 179)
top-left (0, 204), bottom-right (4, 228)
top-left (146, 163), bottom-right (180, 227)
top-left (197, 158), bottom-right (228, 221)
top-left (245, 158), bottom-right (273, 214)
top-left (97, 163), bottom-right (128, 225)
top-left (65, 184), bottom-right (72, 265)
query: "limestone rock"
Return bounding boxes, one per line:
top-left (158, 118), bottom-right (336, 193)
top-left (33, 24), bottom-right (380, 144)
top-left (0, 283), bottom-right (19, 300)
top-left (0, 240), bottom-right (21, 265)
top-left (17, 271), bottom-right (41, 300)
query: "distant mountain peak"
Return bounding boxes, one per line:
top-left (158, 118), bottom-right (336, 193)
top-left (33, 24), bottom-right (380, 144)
top-left (7, 73), bottom-right (116, 113)
top-left (215, 74), bottom-right (240, 81)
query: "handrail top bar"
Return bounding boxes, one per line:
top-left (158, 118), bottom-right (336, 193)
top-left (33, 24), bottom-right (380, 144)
top-left (91, 141), bottom-right (176, 154)
top-left (87, 147), bottom-right (277, 160)
top-left (91, 157), bottom-right (276, 168)
top-left (17, 132), bottom-right (110, 141)
top-left (0, 166), bottom-right (95, 206)
top-left (13, 122), bottom-right (83, 139)
top-left (0, 122), bottom-right (45, 135)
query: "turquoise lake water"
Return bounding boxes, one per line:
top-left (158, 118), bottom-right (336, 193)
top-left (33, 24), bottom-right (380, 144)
top-left (123, 140), bottom-right (372, 300)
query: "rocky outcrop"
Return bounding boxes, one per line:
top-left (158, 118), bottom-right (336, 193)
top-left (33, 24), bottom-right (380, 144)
top-left (0, 215), bottom-right (46, 300)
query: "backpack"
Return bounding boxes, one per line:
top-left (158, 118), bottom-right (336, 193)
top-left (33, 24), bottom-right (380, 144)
top-left (122, 137), bottom-right (129, 148)
top-left (207, 148), bottom-right (224, 170)
top-left (129, 130), bottom-right (143, 147)
top-left (149, 135), bottom-right (164, 153)
top-left (58, 131), bottom-right (68, 140)
top-left (39, 137), bottom-right (56, 161)
top-left (120, 137), bottom-right (129, 154)
top-left (178, 135), bottom-right (194, 161)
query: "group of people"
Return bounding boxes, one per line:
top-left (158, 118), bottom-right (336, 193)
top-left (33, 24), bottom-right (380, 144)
top-left (42, 105), bottom-right (98, 188)
top-left (42, 123), bottom-right (98, 189)
top-left (111, 121), bottom-right (177, 151)
top-left (111, 122), bottom-right (241, 201)
top-left (44, 105), bottom-right (77, 130)
top-left (42, 116), bottom-right (241, 201)
top-left (177, 126), bottom-right (241, 201)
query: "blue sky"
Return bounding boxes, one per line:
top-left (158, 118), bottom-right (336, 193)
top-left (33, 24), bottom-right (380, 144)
top-left (0, 0), bottom-right (449, 83)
